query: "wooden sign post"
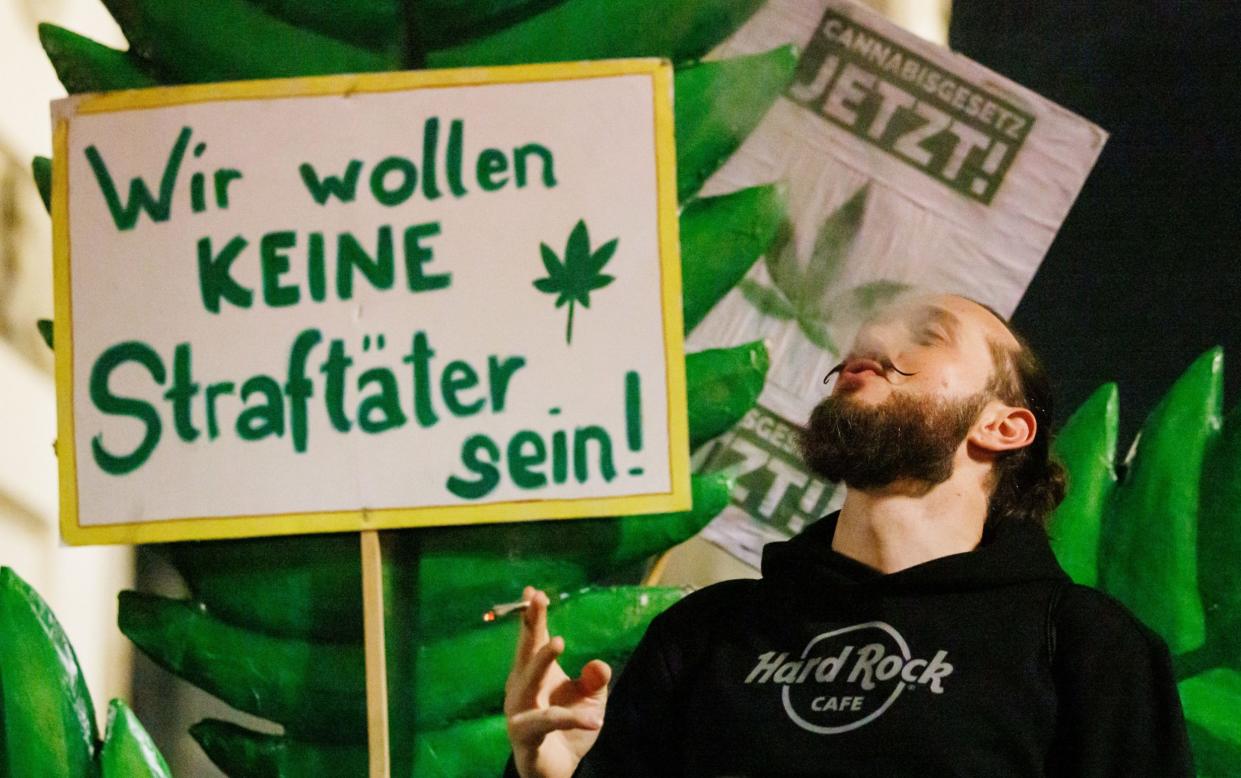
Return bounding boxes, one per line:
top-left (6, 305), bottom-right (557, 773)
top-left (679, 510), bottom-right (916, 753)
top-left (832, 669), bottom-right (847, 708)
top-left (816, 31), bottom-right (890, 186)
top-left (361, 530), bottom-right (390, 777)
top-left (51, 61), bottom-right (684, 773)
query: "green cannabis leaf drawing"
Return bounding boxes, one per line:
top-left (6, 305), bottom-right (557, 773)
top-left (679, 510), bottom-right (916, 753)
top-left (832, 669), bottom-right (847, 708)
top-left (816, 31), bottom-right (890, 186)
top-left (533, 219), bottom-right (618, 344)
top-left (739, 184), bottom-right (909, 354)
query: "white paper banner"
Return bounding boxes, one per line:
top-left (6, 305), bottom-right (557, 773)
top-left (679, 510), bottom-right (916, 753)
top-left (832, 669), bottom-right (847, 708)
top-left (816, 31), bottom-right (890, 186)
top-left (690, 0), bottom-right (1107, 566)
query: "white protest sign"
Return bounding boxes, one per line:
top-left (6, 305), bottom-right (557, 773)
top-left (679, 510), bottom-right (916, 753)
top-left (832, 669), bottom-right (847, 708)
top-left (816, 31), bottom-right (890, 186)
top-left (689, 0), bottom-right (1108, 566)
top-left (52, 61), bottom-right (689, 545)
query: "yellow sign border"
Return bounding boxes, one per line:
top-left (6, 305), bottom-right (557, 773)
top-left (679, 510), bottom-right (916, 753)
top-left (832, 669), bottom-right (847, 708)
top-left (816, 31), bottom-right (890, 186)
top-left (53, 59), bottom-right (689, 546)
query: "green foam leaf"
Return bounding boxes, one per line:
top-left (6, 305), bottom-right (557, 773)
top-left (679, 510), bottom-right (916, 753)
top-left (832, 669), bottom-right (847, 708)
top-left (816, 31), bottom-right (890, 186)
top-left (1100, 348), bottom-right (1222, 654)
top-left (1048, 383), bottom-right (1119, 586)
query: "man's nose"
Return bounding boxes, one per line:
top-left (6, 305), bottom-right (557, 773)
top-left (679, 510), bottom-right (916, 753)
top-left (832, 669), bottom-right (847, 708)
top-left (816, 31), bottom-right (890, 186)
top-left (849, 321), bottom-right (904, 359)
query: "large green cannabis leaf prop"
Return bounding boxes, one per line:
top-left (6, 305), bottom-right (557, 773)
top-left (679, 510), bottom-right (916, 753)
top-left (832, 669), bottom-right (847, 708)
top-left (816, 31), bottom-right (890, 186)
top-left (1047, 348), bottom-right (1241, 776)
top-left (0, 567), bottom-right (172, 777)
top-left (28, 0), bottom-right (790, 774)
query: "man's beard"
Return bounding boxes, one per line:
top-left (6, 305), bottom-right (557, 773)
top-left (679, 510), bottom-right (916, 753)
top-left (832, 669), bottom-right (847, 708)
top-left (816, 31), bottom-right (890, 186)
top-left (800, 387), bottom-right (990, 493)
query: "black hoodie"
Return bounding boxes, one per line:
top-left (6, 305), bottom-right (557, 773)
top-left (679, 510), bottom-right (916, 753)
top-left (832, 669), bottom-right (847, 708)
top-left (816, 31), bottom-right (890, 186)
top-left (502, 511), bottom-right (1193, 777)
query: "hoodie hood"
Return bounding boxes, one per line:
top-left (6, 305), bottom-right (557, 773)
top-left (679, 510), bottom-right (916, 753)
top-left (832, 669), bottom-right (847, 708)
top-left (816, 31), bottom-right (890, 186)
top-left (760, 510), bottom-right (1068, 607)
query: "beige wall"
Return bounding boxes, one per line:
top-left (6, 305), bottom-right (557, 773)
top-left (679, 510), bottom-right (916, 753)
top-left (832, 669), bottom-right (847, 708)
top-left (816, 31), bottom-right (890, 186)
top-left (869, 0), bottom-right (952, 44)
top-left (0, 0), bottom-right (133, 735)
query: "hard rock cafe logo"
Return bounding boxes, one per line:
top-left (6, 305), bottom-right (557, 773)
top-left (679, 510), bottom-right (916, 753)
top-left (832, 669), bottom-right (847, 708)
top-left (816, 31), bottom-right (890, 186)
top-left (744, 621), bottom-right (953, 734)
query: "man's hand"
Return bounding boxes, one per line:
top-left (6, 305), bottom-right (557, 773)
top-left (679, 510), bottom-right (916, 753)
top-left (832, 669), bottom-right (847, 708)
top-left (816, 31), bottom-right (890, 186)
top-left (505, 586), bottom-right (613, 778)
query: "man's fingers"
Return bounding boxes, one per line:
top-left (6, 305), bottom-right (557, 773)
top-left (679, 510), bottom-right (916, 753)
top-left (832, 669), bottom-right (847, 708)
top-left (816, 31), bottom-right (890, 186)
top-left (507, 705), bottom-right (603, 747)
top-left (527, 589), bottom-right (551, 643)
top-left (515, 634), bottom-right (565, 709)
top-left (577, 659), bottom-right (612, 697)
top-left (513, 586), bottom-right (551, 666)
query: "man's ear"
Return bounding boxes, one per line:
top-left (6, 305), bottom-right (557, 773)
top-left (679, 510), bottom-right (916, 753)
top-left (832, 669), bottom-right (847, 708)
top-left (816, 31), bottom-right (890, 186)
top-left (969, 402), bottom-right (1036, 453)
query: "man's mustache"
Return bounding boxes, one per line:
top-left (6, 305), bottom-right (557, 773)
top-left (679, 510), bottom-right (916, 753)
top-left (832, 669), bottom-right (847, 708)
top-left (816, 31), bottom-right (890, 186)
top-left (823, 358), bottom-right (917, 385)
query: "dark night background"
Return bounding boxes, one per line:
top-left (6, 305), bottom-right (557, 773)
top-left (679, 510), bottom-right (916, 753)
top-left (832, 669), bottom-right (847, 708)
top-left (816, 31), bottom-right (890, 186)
top-left (950, 2), bottom-right (1241, 454)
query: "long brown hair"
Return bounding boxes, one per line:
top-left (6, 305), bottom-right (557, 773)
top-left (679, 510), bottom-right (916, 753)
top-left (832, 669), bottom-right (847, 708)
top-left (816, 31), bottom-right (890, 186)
top-left (977, 303), bottom-right (1068, 529)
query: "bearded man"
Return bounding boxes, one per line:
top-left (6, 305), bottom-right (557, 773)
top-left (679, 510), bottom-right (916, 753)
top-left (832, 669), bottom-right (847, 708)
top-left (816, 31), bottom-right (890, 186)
top-left (501, 293), bottom-right (1193, 777)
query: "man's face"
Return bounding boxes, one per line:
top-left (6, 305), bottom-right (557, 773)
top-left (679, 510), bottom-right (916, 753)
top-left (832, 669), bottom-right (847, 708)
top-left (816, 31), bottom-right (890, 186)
top-left (801, 294), bottom-right (1016, 491)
